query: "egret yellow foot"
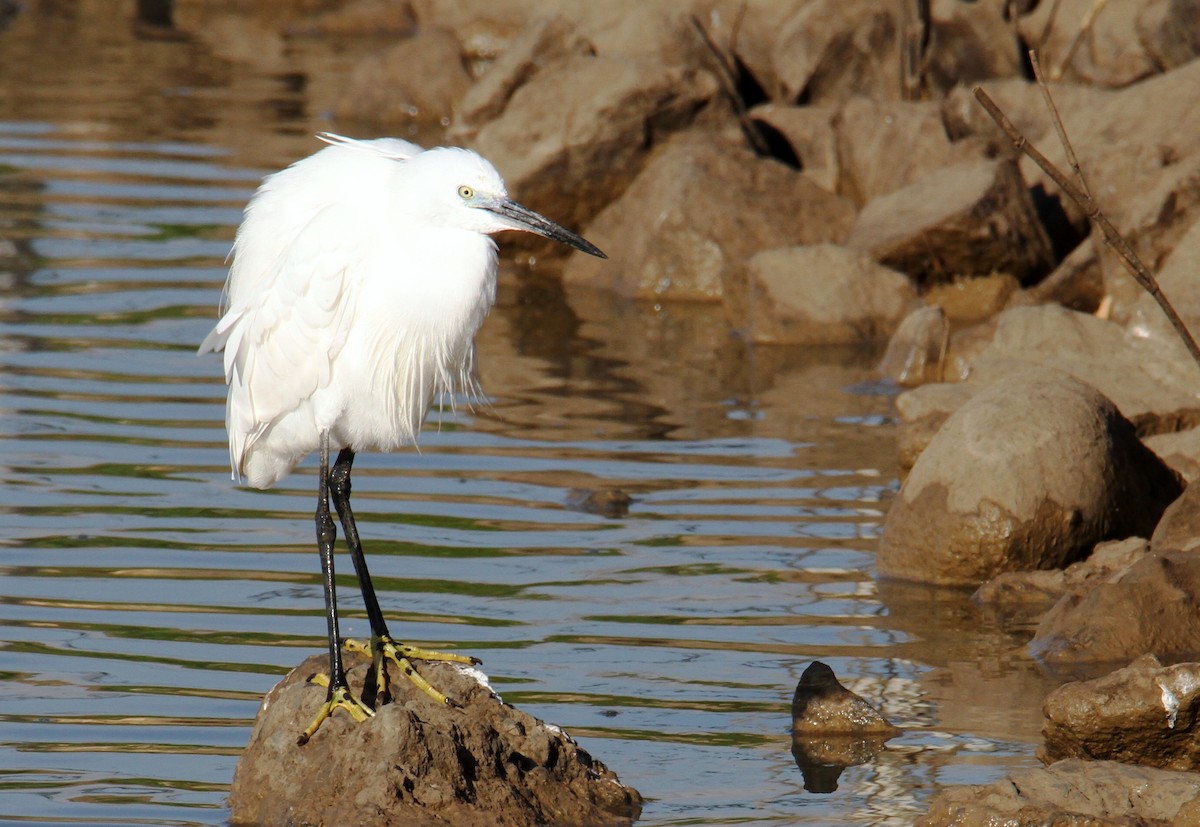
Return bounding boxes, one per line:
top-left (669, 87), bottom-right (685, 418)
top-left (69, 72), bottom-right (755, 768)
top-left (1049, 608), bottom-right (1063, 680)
top-left (296, 676), bottom-right (374, 746)
top-left (344, 636), bottom-right (480, 707)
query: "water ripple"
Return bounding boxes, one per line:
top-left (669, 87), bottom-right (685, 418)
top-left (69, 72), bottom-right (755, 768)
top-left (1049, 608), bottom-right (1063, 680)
top-left (0, 118), bottom-right (1049, 827)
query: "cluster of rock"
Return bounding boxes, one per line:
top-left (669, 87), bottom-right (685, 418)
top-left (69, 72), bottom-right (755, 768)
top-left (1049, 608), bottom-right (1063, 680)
top-left (219, 0), bottom-right (1200, 822)
top-left (287, 0), bottom-right (1200, 342)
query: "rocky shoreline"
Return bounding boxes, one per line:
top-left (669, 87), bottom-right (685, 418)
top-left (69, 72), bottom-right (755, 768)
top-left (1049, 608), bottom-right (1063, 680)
top-left (168, 0), bottom-right (1200, 822)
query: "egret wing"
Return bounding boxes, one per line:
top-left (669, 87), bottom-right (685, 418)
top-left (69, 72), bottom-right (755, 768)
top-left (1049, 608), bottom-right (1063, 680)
top-left (203, 203), bottom-right (367, 477)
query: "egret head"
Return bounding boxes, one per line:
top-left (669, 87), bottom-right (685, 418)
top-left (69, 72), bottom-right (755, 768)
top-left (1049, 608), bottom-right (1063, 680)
top-left (405, 147), bottom-right (606, 259)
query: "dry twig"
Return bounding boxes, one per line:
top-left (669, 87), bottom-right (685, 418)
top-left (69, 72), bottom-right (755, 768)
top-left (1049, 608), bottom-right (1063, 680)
top-left (1030, 51), bottom-right (1092, 199)
top-left (689, 12), bottom-right (771, 157)
top-left (971, 85), bottom-right (1200, 368)
top-left (1052, 0), bottom-right (1108, 81)
top-left (900, 0), bottom-right (931, 101)
top-left (1033, 0), bottom-right (1064, 54)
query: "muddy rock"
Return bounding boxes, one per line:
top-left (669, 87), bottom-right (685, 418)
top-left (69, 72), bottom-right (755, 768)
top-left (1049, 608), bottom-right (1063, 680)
top-left (973, 537), bottom-right (1150, 608)
top-left (971, 568), bottom-right (1071, 610)
top-left (1139, 0), bottom-right (1200, 70)
top-left (892, 305), bottom-right (1200, 465)
top-left (1090, 149), bottom-right (1200, 322)
top-left (971, 306), bottom-right (1200, 424)
top-left (471, 54), bottom-right (718, 241)
top-left (917, 758), bottom-right (1200, 826)
top-left (718, 3), bottom-right (806, 100)
top-left (733, 244), bottom-right (917, 345)
top-left (924, 0), bottom-right (1023, 91)
top-left (1062, 59), bottom-right (1200, 253)
top-left (1042, 654), bottom-right (1200, 769)
top-left (877, 369), bottom-right (1182, 587)
top-left (1025, 484), bottom-right (1200, 669)
top-left (926, 273), bottom-right (1020, 324)
top-left (229, 653), bottom-right (641, 827)
top-left (833, 97), bottom-right (986, 207)
top-left (942, 77), bottom-right (1114, 152)
top-left (892, 380), bottom-right (977, 471)
top-left (451, 15), bottom-right (594, 133)
top-left (768, 0), bottom-right (902, 104)
top-left (333, 27), bottom-right (470, 126)
top-left (845, 158), bottom-right (1055, 287)
top-left (1126, 216), bottom-right (1200, 405)
top-left (878, 305), bottom-right (950, 387)
top-left (942, 318), bottom-right (1005, 384)
top-left (1017, 0), bottom-right (1159, 88)
top-left (572, 1), bottom-right (750, 68)
top-left (403, 0), bottom-right (544, 60)
top-left (1022, 237), bottom-right (1105, 314)
top-left (1029, 551), bottom-right (1200, 669)
top-left (562, 136), bottom-right (855, 301)
top-left (1146, 426), bottom-right (1200, 482)
top-left (1153, 480), bottom-right (1200, 555)
top-left (748, 103), bottom-right (840, 192)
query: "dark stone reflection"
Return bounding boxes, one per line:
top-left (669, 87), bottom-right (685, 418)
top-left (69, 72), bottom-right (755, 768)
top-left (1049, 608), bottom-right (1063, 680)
top-left (791, 733), bottom-right (895, 794)
top-left (789, 661), bottom-right (900, 794)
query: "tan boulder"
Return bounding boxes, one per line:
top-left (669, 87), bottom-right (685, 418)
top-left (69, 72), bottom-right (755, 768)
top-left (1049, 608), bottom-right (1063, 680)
top-left (472, 55), bottom-right (719, 240)
top-left (735, 244), bottom-right (917, 345)
top-left (845, 159), bottom-right (1055, 287)
top-left (878, 369), bottom-right (1182, 587)
top-left (1017, 0), bottom-right (1159, 88)
top-left (833, 97), bottom-right (987, 207)
top-left (333, 28), bottom-right (471, 126)
top-left (918, 759), bottom-right (1200, 826)
top-left (562, 136), bottom-right (855, 301)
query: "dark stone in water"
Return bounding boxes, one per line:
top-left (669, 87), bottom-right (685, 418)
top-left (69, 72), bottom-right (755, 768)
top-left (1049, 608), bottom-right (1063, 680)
top-left (791, 661), bottom-right (900, 736)
top-left (790, 661), bottom-right (901, 793)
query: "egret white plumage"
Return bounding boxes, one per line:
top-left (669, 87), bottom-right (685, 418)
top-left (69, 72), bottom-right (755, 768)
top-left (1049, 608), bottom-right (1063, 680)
top-left (199, 133), bottom-right (605, 745)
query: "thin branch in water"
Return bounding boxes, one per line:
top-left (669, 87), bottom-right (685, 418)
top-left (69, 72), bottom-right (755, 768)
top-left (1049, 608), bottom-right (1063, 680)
top-left (971, 86), bottom-right (1200, 369)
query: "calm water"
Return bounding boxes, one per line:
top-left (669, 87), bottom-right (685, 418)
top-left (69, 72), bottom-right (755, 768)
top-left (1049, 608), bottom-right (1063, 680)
top-left (0, 6), bottom-right (1059, 826)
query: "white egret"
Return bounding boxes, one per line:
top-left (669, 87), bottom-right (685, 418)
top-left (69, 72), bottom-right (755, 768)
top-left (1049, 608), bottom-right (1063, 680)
top-left (199, 133), bottom-right (605, 745)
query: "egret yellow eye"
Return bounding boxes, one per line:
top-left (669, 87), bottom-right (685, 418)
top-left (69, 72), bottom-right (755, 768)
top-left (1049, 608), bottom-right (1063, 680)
top-left (458, 185), bottom-right (474, 199)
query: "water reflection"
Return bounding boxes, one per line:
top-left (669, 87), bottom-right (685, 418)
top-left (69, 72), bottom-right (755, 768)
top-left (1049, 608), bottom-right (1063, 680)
top-left (0, 7), bottom-right (1057, 827)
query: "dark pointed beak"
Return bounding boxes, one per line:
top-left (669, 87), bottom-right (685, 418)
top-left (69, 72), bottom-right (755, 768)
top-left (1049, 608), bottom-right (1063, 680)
top-left (485, 198), bottom-right (607, 259)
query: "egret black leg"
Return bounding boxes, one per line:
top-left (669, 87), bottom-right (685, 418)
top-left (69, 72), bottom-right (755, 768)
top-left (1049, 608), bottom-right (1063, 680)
top-left (318, 440), bottom-right (346, 690)
top-left (328, 447), bottom-right (481, 710)
top-left (297, 433), bottom-right (372, 745)
top-left (329, 448), bottom-right (393, 706)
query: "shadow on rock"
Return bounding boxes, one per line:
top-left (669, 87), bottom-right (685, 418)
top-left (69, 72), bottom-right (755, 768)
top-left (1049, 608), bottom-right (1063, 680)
top-left (790, 662), bottom-right (901, 793)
